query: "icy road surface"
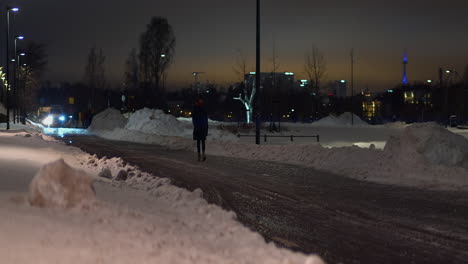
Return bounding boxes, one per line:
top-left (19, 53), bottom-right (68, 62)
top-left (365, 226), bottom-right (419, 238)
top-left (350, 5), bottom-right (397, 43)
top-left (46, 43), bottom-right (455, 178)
top-left (64, 135), bottom-right (468, 264)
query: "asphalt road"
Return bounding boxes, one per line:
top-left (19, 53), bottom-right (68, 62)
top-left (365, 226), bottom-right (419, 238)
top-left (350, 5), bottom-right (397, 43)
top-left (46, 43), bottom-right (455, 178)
top-left (64, 135), bottom-right (468, 264)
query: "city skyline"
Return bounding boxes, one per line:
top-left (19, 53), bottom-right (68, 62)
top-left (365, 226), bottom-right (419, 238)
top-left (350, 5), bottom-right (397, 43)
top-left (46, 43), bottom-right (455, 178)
top-left (5, 0), bottom-right (468, 91)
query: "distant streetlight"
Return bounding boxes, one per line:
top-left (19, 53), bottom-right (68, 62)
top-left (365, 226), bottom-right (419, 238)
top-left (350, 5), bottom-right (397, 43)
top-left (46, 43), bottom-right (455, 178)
top-left (13, 36), bottom-right (24, 124)
top-left (440, 68), bottom-right (463, 127)
top-left (192, 72), bottom-right (205, 94)
top-left (426, 80), bottom-right (432, 83)
top-left (340, 80), bottom-right (346, 83)
top-left (5, 7), bottom-right (20, 130)
top-left (161, 54), bottom-right (166, 58)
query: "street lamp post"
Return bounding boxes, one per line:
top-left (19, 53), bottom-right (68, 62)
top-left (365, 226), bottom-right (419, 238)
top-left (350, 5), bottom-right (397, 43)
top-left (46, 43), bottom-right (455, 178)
top-left (5, 7), bottom-right (19, 130)
top-left (192, 72), bottom-right (205, 94)
top-left (17, 52), bottom-right (26, 124)
top-left (255, 0), bottom-right (261, 145)
top-left (13, 35), bottom-right (24, 124)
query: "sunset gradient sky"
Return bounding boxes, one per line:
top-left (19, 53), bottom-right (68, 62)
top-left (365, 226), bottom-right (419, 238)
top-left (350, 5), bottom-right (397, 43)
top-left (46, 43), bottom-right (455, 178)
top-left (5, 0), bottom-right (468, 91)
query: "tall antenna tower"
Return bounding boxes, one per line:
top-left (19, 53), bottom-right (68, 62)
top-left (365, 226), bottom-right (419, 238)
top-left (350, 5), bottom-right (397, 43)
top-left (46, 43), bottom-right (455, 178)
top-left (402, 50), bottom-right (408, 85)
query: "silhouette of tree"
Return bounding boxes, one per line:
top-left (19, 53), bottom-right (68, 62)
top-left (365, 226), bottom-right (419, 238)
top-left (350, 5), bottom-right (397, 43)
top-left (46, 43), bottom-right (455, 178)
top-left (139, 16), bottom-right (176, 108)
top-left (18, 41), bottom-right (47, 121)
top-left (124, 48), bottom-right (139, 91)
top-left (304, 46), bottom-right (327, 92)
top-left (83, 47), bottom-right (106, 110)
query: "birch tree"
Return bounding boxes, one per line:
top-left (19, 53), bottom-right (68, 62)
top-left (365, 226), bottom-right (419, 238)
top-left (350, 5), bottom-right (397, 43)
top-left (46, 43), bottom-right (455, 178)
top-left (233, 50), bottom-right (255, 123)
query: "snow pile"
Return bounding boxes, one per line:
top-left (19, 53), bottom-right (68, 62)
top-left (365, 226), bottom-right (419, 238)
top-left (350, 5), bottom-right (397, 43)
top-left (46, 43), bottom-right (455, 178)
top-left (205, 123), bottom-right (468, 190)
top-left (125, 108), bottom-right (185, 136)
top-left (88, 108), bottom-right (127, 131)
top-left (385, 122), bottom-right (468, 168)
top-left (312, 112), bottom-right (369, 127)
top-left (90, 108), bottom-right (238, 143)
top-left (0, 131), bottom-right (324, 264)
top-left (28, 159), bottom-right (96, 208)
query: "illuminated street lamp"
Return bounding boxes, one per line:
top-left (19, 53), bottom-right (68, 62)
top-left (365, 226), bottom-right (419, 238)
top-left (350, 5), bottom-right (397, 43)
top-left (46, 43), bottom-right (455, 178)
top-left (4, 7), bottom-right (20, 130)
top-left (13, 36), bottom-right (24, 124)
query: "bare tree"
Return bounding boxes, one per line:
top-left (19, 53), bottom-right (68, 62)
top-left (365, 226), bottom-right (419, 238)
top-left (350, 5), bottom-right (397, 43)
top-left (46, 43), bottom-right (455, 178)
top-left (233, 50), bottom-right (255, 123)
top-left (124, 48), bottom-right (139, 91)
top-left (139, 16), bottom-right (176, 108)
top-left (271, 39), bottom-right (280, 87)
top-left (18, 41), bottom-right (47, 121)
top-left (304, 46), bottom-right (327, 92)
top-left (83, 47), bottom-right (106, 110)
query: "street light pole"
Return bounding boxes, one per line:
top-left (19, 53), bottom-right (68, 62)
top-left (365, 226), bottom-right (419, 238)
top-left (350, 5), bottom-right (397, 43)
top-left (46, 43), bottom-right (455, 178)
top-left (255, 0), bottom-right (261, 145)
top-left (13, 36), bottom-right (24, 124)
top-left (5, 7), bottom-right (19, 130)
top-left (439, 68), bottom-right (447, 127)
top-left (350, 48), bottom-right (354, 126)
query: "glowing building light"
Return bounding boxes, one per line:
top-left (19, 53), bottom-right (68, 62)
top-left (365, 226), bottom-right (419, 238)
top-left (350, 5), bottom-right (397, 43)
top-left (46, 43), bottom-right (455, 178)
top-left (250, 72), bottom-right (256, 74)
top-left (340, 80), bottom-right (346, 83)
top-left (427, 80), bottom-right (432, 83)
top-left (387, 89), bottom-right (394, 93)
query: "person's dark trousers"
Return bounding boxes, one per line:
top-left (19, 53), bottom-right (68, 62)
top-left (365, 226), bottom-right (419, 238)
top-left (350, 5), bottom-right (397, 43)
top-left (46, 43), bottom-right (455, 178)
top-left (196, 140), bottom-right (206, 161)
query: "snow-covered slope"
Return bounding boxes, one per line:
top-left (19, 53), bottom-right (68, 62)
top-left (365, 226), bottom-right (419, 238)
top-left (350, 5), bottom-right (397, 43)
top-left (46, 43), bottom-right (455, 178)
top-left (312, 112), bottom-right (369, 127)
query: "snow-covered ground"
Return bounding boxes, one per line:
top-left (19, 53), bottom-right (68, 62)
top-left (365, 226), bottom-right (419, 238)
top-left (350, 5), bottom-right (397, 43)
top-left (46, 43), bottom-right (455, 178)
top-left (0, 130), bottom-right (323, 264)
top-left (87, 108), bottom-right (468, 190)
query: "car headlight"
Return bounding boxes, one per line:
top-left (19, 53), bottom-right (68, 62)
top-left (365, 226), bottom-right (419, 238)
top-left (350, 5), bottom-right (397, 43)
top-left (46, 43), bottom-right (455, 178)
top-left (42, 115), bottom-right (54, 126)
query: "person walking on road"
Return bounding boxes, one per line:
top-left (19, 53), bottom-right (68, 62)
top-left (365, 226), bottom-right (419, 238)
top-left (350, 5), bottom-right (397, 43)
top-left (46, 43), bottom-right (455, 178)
top-left (192, 98), bottom-right (208, 161)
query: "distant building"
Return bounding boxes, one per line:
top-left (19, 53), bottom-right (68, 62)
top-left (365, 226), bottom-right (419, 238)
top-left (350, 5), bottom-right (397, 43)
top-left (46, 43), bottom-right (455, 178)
top-left (332, 80), bottom-right (348, 97)
top-left (244, 72), bottom-right (295, 93)
top-left (361, 89), bottom-right (382, 121)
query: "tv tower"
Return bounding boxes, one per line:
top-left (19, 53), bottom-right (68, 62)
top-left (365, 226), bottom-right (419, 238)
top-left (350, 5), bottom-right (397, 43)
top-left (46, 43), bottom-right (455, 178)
top-left (402, 50), bottom-right (408, 85)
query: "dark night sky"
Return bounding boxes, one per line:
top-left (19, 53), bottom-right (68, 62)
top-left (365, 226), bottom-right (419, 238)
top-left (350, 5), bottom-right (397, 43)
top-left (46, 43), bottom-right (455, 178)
top-left (5, 0), bottom-right (468, 91)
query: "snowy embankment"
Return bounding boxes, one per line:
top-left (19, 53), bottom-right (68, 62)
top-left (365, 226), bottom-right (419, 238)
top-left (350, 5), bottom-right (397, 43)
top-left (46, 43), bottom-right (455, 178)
top-left (0, 131), bottom-right (323, 263)
top-left (90, 108), bottom-right (468, 190)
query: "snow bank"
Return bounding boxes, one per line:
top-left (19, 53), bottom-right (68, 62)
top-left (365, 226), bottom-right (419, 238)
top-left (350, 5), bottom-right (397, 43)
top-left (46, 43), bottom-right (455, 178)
top-left (125, 108), bottom-right (185, 136)
top-left (90, 108), bottom-right (238, 142)
top-left (0, 130), bottom-right (324, 264)
top-left (205, 123), bottom-right (468, 190)
top-left (385, 123), bottom-right (468, 168)
top-left (28, 159), bottom-right (96, 208)
top-left (312, 112), bottom-right (369, 127)
top-left (88, 108), bottom-right (127, 131)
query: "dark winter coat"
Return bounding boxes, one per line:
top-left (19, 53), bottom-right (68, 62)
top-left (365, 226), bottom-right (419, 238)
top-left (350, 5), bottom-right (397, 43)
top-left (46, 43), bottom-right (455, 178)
top-left (192, 106), bottom-right (208, 140)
